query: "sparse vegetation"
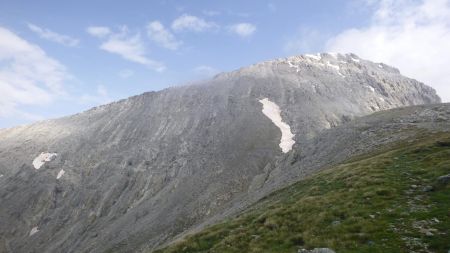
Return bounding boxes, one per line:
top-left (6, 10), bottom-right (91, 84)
top-left (156, 132), bottom-right (450, 253)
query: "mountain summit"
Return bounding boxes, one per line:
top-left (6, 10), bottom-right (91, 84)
top-left (0, 53), bottom-right (441, 252)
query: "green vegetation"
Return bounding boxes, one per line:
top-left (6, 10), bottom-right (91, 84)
top-left (156, 132), bottom-right (450, 253)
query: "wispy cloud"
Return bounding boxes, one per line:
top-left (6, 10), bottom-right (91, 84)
top-left (87, 26), bottom-right (165, 72)
top-left (228, 23), bottom-right (256, 38)
top-left (326, 0), bottom-right (450, 102)
top-left (171, 14), bottom-right (218, 32)
top-left (27, 23), bottom-right (79, 47)
top-left (0, 26), bottom-right (71, 120)
top-left (147, 21), bottom-right (182, 50)
top-left (86, 26), bottom-right (111, 38)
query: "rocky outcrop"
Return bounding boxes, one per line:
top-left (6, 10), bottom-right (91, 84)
top-left (0, 53), bottom-right (440, 253)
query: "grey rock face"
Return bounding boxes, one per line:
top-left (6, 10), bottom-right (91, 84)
top-left (181, 103), bottom-right (450, 244)
top-left (0, 53), bottom-right (441, 253)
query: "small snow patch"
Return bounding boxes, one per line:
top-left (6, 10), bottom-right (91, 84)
top-left (315, 62), bottom-right (325, 67)
top-left (0, 174), bottom-right (3, 178)
top-left (32, 152), bottom-right (57, 169)
top-left (328, 52), bottom-right (339, 58)
top-left (366, 85), bottom-right (375, 93)
top-left (326, 62), bottom-right (345, 77)
top-left (378, 64), bottom-right (383, 68)
top-left (326, 61), bottom-right (340, 71)
top-left (351, 57), bottom-right (360, 63)
top-left (287, 61), bottom-right (300, 73)
top-left (29, 227), bottom-right (39, 236)
top-left (56, 169), bottom-right (65, 179)
top-left (305, 53), bottom-right (321, 61)
top-left (259, 98), bottom-right (295, 153)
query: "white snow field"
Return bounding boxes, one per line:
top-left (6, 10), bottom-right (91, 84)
top-left (32, 152), bottom-right (57, 169)
top-left (259, 98), bottom-right (295, 153)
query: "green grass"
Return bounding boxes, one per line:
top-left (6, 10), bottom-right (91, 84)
top-left (155, 132), bottom-right (450, 253)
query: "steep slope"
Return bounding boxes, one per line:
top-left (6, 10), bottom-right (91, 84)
top-left (156, 103), bottom-right (450, 253)
top-left (0, 53), bottom-right (440, 253)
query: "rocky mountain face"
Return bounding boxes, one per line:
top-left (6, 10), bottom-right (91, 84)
top-left (0, 53), bottom-right (440, 253)
top-left (157, 103), bottom-right (450, 253)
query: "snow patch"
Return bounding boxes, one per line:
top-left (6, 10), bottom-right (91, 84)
top-left (305, 53), bottom-right (321, 61)
top-left (29, 227), bottom-right (39, 236)
top-left (315, 62), bottom-right (325, 67)
top-left (259, 98), bottom-right (295, 153)
top-left (326, 62), bottom-right (345, 77)
top-left (0, 174), bottom-right (3, 178)
top-left (326, 62), bottom-right (340, 71)
top-left (351, 57), bottom-right (360, 63)
top-left (366, 85), bottom-right (375, 92)
top-left (56, 169), bottom-right (65, 179)
top-left (311, 84), bottom-right (318, 93)
top-left (378, 64), bottom-right (383, 68)
top-left (32, 152), bottom-right (57, 169)
top-left (287, 61), bottom-right (300, 73)
top-left (328, 52), bottom-right (339, 58)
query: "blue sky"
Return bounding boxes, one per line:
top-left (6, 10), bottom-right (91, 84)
top-left (1, 0), bottom-right (449, 128)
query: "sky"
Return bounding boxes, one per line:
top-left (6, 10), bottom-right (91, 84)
top-left (0, 0), bottom-right (449, 128)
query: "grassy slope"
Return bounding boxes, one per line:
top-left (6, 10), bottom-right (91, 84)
top-left (155, 132), bottom-right (450, 253)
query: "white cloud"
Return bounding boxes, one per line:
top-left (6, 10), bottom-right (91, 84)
top-left (27, 23), bottom-right (79, 47)
top-left (118, 69), bottom-right (134, 78)
top-left (194, 65), bottom-right (219, 77)
top-left (171, 14), bottom-right (218, 32)
top-left (147, 21), bottom-right (182, 50)
top-left (88, 26), bottom-right (165, 72)
top-left (86, 26), bottom-right (111, 38)
top-left (228, 23), bottom-right (256, 38)
top-left (326, 0), bottom-right (450, 102)
top-left (0, 26), bottom-right (70, 120)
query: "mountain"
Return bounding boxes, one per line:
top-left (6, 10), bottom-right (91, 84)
top-left (156, 103), bottom-right (450, 253)
top-left (0, 53), bottom-right (441, 253)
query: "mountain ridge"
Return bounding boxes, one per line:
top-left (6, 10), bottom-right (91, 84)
top-left (0, 53), bottom-right (437, 133)
top-left (0, 53), bottom-right (442, 253)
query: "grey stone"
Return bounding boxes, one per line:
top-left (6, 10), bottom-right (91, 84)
top-left (422, 185), bottom-right (434, 192)
top-left (313, 248), bottom-right (335, 253)
top-left (331, 220), bottom-right (341, 226)
top-left (437, 174), bottom-right (450, 185)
